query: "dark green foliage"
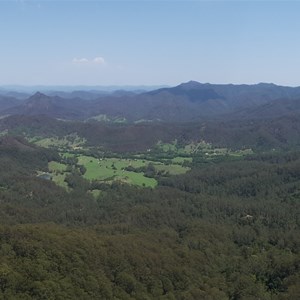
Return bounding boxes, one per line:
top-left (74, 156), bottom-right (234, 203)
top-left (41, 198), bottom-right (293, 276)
top-left (2, 114), bottom-right (300, 153)
top-left (0, 136), bottom-right (59, 172)
top-left (0, 136), bottom-right (299, 299)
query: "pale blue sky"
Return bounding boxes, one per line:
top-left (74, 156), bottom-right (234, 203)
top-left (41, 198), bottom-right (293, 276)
top-left (0, 0), bottom-right (300, 86)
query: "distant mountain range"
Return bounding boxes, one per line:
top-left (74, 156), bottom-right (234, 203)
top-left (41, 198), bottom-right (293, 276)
top-left (1, 81), bottom-right (300, 122)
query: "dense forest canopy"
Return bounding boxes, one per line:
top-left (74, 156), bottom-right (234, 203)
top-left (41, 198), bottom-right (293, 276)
top-left (0, 120), bottom-right (299, 299)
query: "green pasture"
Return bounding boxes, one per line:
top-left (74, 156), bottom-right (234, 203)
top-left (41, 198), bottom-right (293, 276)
top-left (171, 156), bottom-right (193, 164)
top-left (156, 140), bottom-right (252, 159)
top-left (34, 134), bottom-right (86, 149)
top-left (48, 161), bottom-right (67, 172)
top-left (47, 161), bottom-right (69, 190)
top-left (157, 141), bottom-right (178, 152)
top-left (77, 155), bottom-right (190, 186)
top-left (61, 152), bottom-right (76, 158)
top-left (77, 156), bottom-right (157, 188)
top-left (51, 173), bottom-right (69, 190)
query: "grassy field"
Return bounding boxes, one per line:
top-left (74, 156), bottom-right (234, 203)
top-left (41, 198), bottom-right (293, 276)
top-left (171, 156), bottom-right (193, 164)
top-left (157, 140), bottom-right (178, 152)
top-left (61, 152), bottom-right (76, 158)
top-left (34, 134), bottom-right (86, 149)
top-left (48, 161), bottom-right (67, 172)
top-left (51, 173), bottom-right (69, 190)
top-left (47, 161), bottom-right (69, 190)
top-left (77, 156), bottom-right (157, 188)
top-left (157, 141), bottom-right (253, 159)
top-left (40, 138), bottom-right (250, 191)
top-left (76, 155), bottom-right (192, 187)
top-left (33, 134), bottom-right (251, 194)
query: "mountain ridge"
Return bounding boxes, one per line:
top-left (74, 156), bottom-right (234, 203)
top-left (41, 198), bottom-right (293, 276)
top-left (2, 81), bottom-right (300, 122)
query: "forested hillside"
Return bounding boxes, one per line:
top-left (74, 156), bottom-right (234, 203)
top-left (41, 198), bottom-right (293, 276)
top-left (0, 134), bottom-right (299, 299)
top-left (1, 114), bottom-right (300, 152)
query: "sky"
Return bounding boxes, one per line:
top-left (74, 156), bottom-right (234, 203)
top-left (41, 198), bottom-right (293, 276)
top-left (0, 0), bottom-right (300, 86)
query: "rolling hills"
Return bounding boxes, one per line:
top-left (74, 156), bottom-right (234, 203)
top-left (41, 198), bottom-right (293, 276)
top-left (1, 81), bottom-right (300, 122)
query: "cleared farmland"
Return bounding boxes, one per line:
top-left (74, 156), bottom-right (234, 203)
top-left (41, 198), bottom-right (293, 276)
top-left (77, 156), bottom-right (158, 188)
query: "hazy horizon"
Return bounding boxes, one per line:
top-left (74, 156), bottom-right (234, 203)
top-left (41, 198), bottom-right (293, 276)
top-left (2, 80), bottom-right (300, 94)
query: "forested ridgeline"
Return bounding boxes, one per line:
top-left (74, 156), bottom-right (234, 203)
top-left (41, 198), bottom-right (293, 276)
top-left (0, 137), bottom-right (299, 299)
top-left (1, 114), bottom-right (300, 152)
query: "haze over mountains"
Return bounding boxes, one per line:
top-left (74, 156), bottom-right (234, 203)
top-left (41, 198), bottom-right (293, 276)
top-left (1, 81), bottom-right (300, 122)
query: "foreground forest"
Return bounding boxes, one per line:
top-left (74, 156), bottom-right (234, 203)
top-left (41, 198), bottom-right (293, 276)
top-left (0, 132), bottom-right (299, 299)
